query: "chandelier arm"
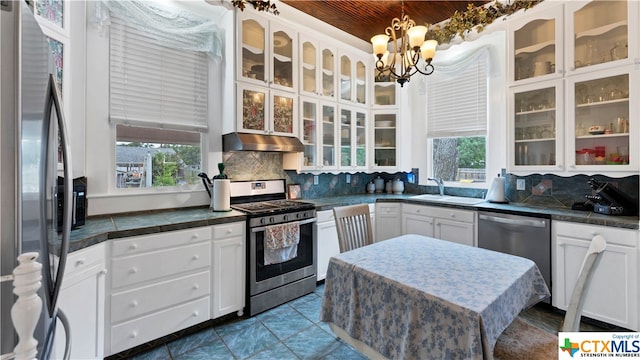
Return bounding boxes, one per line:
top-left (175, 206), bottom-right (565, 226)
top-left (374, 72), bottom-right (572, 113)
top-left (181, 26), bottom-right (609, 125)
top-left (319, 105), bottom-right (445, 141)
top-left (413, 62), bottom-right (435, 76)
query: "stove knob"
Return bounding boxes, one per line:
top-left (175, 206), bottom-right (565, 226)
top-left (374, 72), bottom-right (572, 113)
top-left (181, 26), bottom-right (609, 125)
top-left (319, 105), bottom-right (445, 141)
top-left (270, 217), bottom-right (275, 223)
top-left (260, 218), bottom-right (267, 225)
top-left (283, 215), bottom-right (289, 221)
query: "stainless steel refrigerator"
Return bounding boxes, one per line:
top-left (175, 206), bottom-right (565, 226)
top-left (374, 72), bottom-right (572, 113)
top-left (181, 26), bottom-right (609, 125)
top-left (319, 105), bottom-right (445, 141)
top-left (1, 1), bottom-right (73, 358)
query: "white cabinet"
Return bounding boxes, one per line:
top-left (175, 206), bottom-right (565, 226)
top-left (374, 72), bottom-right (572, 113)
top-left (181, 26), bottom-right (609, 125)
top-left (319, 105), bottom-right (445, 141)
top-left (508, 0), bottom-right (640, 176)
top-left (54, 243), bottom-right (106, 360)
top-left (376, 203), bottom-right (403, 241)
top-left (402, 204), bottom-right (476, 246)
top-left (211, 222), bottom-right (245, 318)
top-left (237, 12), bottom-right (297, 92)
top-left (300, 98), bottom-right (337, 170)
top-left (300, 37), bottom-right (337, 98)
top-left (338, 105), bottom-right (368, 170)
top-left (371, 110), bottom-right (399, 169)
top-left (315, 209), bottom-right (339, 282)
top-left (553, 221), bottom-right (638, 330)
top-left (107, 227), bottom-right (212, 356)
top-left (316, 204), bottom-right (375, 281)
top-left (236, 83), bottom-right (298, 137)
top-left (339, 51), bottom-right (367, 105)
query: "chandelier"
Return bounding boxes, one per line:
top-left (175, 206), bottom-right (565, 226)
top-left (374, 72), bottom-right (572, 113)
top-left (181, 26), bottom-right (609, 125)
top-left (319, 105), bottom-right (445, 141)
top-left (370, 1), bottom-right (438, 87)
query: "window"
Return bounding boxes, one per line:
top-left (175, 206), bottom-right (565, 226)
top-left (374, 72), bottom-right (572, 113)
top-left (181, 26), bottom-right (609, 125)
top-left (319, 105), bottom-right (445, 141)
top-left (427, 48), bottom-right (488, 183)
top-left (109, 16), bottom-right (208, 189)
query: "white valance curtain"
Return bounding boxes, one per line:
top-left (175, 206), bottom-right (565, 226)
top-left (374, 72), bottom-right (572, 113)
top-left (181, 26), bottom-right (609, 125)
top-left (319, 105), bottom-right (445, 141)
top-left (92, 0), bottom-right (222, 133)
top-left (427, 46), bottom-right (490, 138)
top-left (91, 0), bottom-right (222, 59)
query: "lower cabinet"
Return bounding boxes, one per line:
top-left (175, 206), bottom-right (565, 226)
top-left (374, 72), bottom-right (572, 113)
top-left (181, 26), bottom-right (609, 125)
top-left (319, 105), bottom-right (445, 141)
top-left (211, 222), bottom-right (245, 318)
top-left (106, 227), bottom-right (212, 356)
top-left (376, 203), bottom-right (402, 241)
top-left (54, 243), bottom-right (106, 360)
top-left (316, 210), bottom-right (339, 282)
top-left (553, 221), bottom-right (639, 330)
top-left (316, 204), bottom-right (375, 281)
top-left (401, 204), bottom-right (476, 246)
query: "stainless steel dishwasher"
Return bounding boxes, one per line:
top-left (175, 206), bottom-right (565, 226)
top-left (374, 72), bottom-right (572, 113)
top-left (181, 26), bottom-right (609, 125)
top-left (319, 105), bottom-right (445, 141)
top-left (477, 211), bottom-right (551, 301)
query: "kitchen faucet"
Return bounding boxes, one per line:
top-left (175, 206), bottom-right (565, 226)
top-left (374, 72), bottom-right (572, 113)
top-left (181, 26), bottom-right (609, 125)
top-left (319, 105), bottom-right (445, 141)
top-left (427, 177), bottom-right (445, 196)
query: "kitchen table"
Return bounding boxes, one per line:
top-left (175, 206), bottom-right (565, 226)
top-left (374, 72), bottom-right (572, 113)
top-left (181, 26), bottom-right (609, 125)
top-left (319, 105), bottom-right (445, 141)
top-left (320, 234), bottom-right (550, 360)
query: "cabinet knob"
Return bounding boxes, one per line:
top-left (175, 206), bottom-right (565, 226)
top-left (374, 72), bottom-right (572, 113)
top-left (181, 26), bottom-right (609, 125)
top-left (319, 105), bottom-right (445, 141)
top-left (100, 269), bottom-right (108, 275)
top-left (192, 255), bottom-right (200, 261)
top-left (130, 331), bottom-right (138, 339)
top-left (129, 267), bottom-right (138, 274)
top-left (416, 209), bottom-right (421, 213)
top-left (75, 259), bottom-right (85, 267)
top-left (131, 300), bottom-right (138, 308)
top-left (227, 229), bottom-right (233, 234)
top-left (192, 233), bottom-right (200, 239)
top-left (450, 213), bottom-right (456, 218)
top-left (193, 283), bottom-right (200, 290)
top-left (129, 244), bottom-right (138, 250)
top-left (192, 311), bottom-right (199, 317)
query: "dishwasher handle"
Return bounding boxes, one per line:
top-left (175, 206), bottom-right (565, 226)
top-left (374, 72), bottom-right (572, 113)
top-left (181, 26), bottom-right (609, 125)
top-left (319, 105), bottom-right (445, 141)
top-left (479, 214), bottom-right (547, 228)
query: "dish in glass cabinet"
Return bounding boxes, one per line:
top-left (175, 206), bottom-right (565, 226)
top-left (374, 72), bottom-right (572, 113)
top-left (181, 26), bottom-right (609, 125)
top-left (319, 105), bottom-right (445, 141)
top-left (588, 125), bottom-right (605, 135)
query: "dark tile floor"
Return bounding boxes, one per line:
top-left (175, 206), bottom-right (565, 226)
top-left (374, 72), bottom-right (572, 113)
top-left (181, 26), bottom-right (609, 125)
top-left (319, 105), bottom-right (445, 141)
top-left (126, 284), bottom-right (620, 360)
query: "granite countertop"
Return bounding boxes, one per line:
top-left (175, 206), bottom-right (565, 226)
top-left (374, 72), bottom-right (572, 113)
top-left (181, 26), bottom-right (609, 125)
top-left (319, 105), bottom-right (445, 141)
top-left (307, 193), bottom-right (639, 230)
top-left (67, 207), bottom-right (246, 253)
top-left (67, 193), bottom-right (638, 253)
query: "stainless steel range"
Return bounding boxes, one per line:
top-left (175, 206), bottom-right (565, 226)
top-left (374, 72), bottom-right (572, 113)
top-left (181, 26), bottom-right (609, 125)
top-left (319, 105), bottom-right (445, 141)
top-left (230, 180), bottom-right (317, 316)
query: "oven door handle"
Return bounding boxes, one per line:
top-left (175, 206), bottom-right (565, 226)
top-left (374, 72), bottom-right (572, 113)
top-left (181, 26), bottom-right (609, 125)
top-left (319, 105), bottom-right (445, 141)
top-left (251, 218), bottom-right (317, 233)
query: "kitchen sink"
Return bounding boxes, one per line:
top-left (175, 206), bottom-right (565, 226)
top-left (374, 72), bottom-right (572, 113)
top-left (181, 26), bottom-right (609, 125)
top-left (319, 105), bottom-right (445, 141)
top-left (410, 194), bottom-right (485, 205)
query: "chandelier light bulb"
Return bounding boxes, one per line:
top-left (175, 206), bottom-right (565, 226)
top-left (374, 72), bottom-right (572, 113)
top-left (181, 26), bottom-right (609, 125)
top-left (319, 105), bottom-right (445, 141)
top-left (371, 34), bottom-right (390, 58)
top-left (420, 40), bottom-right (438, 61)
top-left (407, 25), bottom-right (428, 49)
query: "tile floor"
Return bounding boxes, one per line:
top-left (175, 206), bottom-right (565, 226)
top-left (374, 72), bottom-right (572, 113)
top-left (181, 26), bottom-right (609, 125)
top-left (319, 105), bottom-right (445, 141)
top-left (126, 284), bottom-right (619, 360)
top-left (127, 284), bottom-right (367, 360)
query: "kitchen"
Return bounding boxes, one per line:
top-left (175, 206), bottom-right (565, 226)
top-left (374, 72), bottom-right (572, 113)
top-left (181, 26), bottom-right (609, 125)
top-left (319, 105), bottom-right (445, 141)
top-left (1, 0), bottom-right (639, 359)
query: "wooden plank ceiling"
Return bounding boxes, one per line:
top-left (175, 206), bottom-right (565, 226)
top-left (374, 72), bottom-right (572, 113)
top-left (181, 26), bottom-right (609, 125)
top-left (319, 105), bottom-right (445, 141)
top-left (280, 1), bottom-right (488, 43)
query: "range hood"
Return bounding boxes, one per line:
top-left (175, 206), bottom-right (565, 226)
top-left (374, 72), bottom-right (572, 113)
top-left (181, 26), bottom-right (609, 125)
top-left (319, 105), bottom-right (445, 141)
top-left (222, 132), bottom-right (304, 153)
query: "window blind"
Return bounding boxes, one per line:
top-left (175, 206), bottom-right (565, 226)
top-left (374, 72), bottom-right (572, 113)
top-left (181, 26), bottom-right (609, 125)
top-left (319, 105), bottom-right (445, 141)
top-left (426, 52), bottom-right (488, 138)
top-left (109, 17), bottom-right (208, 132)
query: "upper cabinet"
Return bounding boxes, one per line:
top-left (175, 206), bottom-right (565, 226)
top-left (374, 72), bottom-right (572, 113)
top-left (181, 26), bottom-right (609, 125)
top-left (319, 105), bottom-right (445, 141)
top-left (299, 37), bottom-right (337, 98)
top-left (338, 105), bottom-right (368, 170)
top-left (565, 0), bottom-right (638, 74)
top-left (236, 83), bottom-right (297, 136)
top-left (509, 3), bottom-right (564, 85)
top-left (508, 0), bottom-right (639, 176)
top-left (339, 51), bottom-right (368, 105)
top-left (237, 12), bottom-right (297, 92)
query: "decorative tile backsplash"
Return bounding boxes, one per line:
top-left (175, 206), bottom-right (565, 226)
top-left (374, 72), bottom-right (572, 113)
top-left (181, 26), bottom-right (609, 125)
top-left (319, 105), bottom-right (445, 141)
top-left (223, 151), bottom-right (638, 210)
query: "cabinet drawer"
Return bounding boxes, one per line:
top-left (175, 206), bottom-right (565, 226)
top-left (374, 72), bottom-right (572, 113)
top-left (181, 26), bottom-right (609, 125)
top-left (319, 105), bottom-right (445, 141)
top-left (64, 243), bottom-right (105, 277)
top-left (554, 221), bottom-right (638, 247)
top-left (376, 203), bottom-right (400, 215)
top-left (110, 297), bottom-right (209, 354)
top-left (111, 242), bottom-right (211, 289)
top-left (212, 222), bottom-right (244, 240)
top-left (403, 204), bottom-right (474, 223)
top-left (111, 271), bottom-right (210, 324)
top-left (112, 227), bottom-right (210, 257)
top-left (316, 210), bottom-right (335, 223)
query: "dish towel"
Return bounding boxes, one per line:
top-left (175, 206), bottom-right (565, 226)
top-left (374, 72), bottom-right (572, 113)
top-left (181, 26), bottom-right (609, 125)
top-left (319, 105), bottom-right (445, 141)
top-left (264, 222), bottom-right (300, 265)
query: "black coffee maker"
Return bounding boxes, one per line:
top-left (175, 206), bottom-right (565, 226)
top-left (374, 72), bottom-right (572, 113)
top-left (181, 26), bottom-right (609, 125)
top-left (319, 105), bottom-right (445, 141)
top-left (586, 178), bottom-right (638, 216)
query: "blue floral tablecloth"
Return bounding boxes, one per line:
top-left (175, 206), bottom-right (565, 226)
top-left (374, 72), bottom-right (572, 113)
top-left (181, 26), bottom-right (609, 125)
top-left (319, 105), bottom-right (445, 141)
top-left (321, 234), bottom-right (550, 360)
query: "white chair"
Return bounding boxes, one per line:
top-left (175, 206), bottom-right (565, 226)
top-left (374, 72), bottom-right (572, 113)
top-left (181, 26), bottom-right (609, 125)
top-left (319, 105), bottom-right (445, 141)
top-left (333, 204), bottom-right (374, 253)
top-left (493, 234), bottom-right (607, 359)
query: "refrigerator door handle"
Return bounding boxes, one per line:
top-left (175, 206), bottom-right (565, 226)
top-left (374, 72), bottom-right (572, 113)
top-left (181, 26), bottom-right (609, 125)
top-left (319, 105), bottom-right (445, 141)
top-left (43, 74), bottom-right (73, 315)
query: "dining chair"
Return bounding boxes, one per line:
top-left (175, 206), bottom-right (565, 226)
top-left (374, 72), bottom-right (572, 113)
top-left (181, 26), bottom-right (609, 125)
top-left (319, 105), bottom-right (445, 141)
top-left (333, 204), bottom-right (374, 253)
top-left (493, 234), bottom-right (607, 359)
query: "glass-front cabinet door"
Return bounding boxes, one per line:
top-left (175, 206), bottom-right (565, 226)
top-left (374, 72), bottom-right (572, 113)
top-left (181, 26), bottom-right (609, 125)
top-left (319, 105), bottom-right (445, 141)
top-left (339, 55), bottom-right (352, 102)
top-left (322, 48), bottom-right (336, 98)
top-left (338, 106), bottom-right (367, 170)
top-left (509, 3), bottom-right (563, 85)
top-left (301, 99), bottom-right (317, 169)
top-left (270, 22), bottom-right (296, 92)
top-left (239, 16), bottom-right (268, 85)
top-left (509, 80), bottom-right (563, 171)
top-left (321, 103), bottom-right (337, 169)
top-left (355, 60), bottom-right (367, 105)
top-left (237, 83), bottom-right (296, 136)
top-left (300, 38), bottom-right (337, 98)
top-left (371, 111), bottom-right (398, 169)
top-left (567, 66), bottom-right (637, 172)
top-left (566, 0), bottom-right (638, 74)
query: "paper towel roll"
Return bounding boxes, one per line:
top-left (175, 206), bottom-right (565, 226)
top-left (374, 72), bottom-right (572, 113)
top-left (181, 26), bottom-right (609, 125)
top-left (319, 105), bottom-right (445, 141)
top-left (486, 175), bottom-right (505, 203)
top-left (212, 179), bottom-right (231, 211)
